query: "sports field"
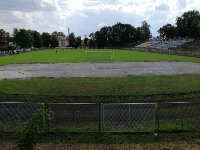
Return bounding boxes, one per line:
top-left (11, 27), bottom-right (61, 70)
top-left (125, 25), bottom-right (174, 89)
top-left (0, 49), bottom-right (200, 66)
top-left (1, 49), bottom-right (200, 147)
top-left (0, 49), bottom-right (200, 102)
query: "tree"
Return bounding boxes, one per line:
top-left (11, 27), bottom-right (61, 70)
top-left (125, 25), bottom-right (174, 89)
top-left (13, 28), bottom-right (32, 48)
top-left (95, 31), bottom-right (105, 48)
top-left (158, 24), bottom-right (177, 39)
top-left (42, 32), bottom-right (51, 47)
top-left (51, 34), bottom-right (58, 48)
top-left (88, 33), bottom-right (96, 48)
top-left (84, 35), bottom-right (89, 46)
top-left (111, 23), bottom-right (122, 46)
top-left (68, 32), bottom-right (76, 47)
top-left (30, 30), bottom-right (42, 48)
top-left (52, 31), bottom-right (65, 36)
top-left (176, 10), bottom-right (200, 38)
top-left (91, 22), bottom-right (142, 47)
top-left (140, 21), bottom-right (151, 41)
top-left (74, 36), bottom-right (82, 48)
top-left (134, 27), bottom-right (141, 42)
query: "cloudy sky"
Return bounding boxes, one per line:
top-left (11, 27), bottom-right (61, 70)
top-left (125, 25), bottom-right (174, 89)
top-left (0, 0), bottom-right (200, 38)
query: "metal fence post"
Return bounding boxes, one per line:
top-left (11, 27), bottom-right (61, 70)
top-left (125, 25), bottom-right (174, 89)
top-left (99, 103), bottom-right (102, 133)
top-left (17, 103), bottom-right (20, 121)
top-left (154, 103), bottom-right (160, 134)
top-left (101, 103), bottom-right (104, 133)
top-left (128, 104), bottom-right (131, 126)
top-left (73, 104), bottom-right (75, 123)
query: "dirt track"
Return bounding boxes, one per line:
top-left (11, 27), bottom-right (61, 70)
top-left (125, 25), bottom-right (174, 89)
top-left (0, 62), bottom-right (200, 79)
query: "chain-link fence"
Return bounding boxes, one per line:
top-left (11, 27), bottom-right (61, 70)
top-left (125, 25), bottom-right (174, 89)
top-left (101, 103), bottom-right (156, 132)
top-left (0, 102), bottom-right (44, 132)
top-left (158, 102), bottom-right (200, 132)
top-left (1, 102), bottom-right (200, 133)
top-left (47, 103), bottom-right (100, 132)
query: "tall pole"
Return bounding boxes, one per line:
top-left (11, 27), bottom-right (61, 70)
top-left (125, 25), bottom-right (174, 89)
top-left (68, 28), bottom-right (70, 36)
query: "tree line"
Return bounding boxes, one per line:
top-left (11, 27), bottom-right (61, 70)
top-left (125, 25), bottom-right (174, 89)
top-left (87, 21), bottom-right (151, 48)
top-left (0, 21), bottom-right (152, 49)
top-left (0, 28), bottom-right (82, 49)
top-left (158, 10), bottom-right (200, 39)
top-left (1, 10), bottom-right (200, 49)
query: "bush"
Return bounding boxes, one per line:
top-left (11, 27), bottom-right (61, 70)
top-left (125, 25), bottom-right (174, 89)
top-left (15, 109), bottom-right (52, 150)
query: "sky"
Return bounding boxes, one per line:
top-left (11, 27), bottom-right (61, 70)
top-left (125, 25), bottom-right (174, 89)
top-left (0, 0), bottom-right (200, 38)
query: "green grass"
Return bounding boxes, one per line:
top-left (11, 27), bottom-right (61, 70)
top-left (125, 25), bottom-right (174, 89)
top-left (0, 49), bottom-right (200, 66)
top-left (0, 74), bottom-right (200, 103)
top-left (159, 119), bottom-right (200, 132)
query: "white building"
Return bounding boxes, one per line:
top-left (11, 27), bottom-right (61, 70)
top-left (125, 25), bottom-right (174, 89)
top-left (58, 36), bottom-right (69, 47)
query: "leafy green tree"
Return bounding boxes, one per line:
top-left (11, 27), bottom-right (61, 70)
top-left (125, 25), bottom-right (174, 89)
top-left (88, 32), bottom-right (96, 48)
top-left (140, 21), bottom-right (151, 41)
top-left (176, 10), bottom-right (200, 38)
top-left (84, 36), bottom-right (89, 46)
top-left (42, 32), bottom-right (51, 47)
top-left (13, 28), bottom-right (32, 48)
top-left (52, 31), bottom-right (65, 36)
top-left (51, 34), bottom-right (58, 47)
top-left (111, 23), bottom-right (122, 46)
top-left (158, 24), bottom-right (177, 39)
top-left (31, 31), bottom-right (42, 48)
top-left (68, 32), bottom-right (76, 47)
top-left (92, 22), bottom-right (147, 47)
top-left (95, 31), bottom-right (105, 48)
top-left (75, 36), bottom-right (81, 48)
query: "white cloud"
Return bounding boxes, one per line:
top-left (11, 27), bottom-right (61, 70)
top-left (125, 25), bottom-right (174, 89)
top-left (12, 11), bottom-right (34, 25)
top-left (98, 23), bottom-right (107, 27)
top-left (0, 0), bottom-right (200, 36)
top-left (79, 13), bottom-right (89, 18)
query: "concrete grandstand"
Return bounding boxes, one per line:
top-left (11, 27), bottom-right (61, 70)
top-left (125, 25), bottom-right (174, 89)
top-left (135, 39), bottom-right (194, 50)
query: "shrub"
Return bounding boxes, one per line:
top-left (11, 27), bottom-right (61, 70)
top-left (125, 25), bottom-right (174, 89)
top-left (15, 109), bottom-right (52, 150)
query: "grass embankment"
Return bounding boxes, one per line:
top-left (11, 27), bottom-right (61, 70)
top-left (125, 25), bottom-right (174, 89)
top-left (0, 74), bottom-right (200, 103)
top-left (1, 132), bottom-right (200, 149)
top-left (0, 49), bottom-right (200, 66)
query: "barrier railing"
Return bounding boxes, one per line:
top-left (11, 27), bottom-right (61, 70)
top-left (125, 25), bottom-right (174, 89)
top-left (0, 102), bottom-right (200, 133)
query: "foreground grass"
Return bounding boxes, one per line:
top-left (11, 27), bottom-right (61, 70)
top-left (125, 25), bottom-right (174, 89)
top-left (0, 74), bottom-right (200, 103)
top-left (1, 132), bottom-right (200, 149)
top-left (0, 49), bottom-right (200, 66)
top-left (1, 141), bottom-right (200, 150)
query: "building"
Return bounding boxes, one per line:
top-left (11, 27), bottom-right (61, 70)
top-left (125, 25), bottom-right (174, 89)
top-left (0, 32), bottom-right (9, 51)
top-left (58, 36), bottom-right (69, 47)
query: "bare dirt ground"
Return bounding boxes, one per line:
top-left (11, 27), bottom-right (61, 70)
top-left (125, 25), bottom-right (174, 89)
top-left (1, 142), bottom-right (200, 150)
top-left (0, 62), bottom-right (200, 80)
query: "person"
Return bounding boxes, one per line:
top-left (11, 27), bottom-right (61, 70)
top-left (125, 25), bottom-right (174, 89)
top-left (56, 49), bottom-right (57, 54)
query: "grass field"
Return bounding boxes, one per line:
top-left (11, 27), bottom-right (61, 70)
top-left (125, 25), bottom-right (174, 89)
top-left (0, 49), bottom-right (200, 66)
top-left (1, 49), bottom-right (200, 146)
top-left (0, 74), bottom-right (200, 102)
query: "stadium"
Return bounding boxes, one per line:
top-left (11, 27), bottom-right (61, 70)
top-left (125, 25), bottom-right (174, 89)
top-left (0, 4), bottom-right (200, 150)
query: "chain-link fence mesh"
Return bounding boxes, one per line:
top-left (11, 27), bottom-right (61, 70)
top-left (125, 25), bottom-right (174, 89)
top-left (47, 103), bottom-right (100, 132)
top-left (0, 102), bottom-right (44, 132)
top-left (158, 102), bottom-right (200, 132)
top-left (101, 103), bottom-right (156, 132)
top-left (1, 102), bottom-right (200, 133)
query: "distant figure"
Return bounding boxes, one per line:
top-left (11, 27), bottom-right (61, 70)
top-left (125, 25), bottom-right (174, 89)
top-left (56, 50), bottom-right (57, 54)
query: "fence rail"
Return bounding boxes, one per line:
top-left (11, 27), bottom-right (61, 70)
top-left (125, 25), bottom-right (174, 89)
top-left (0, 102), bottom-right (200, 134)
top-left (131, 47), bottom-right (200, 57)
